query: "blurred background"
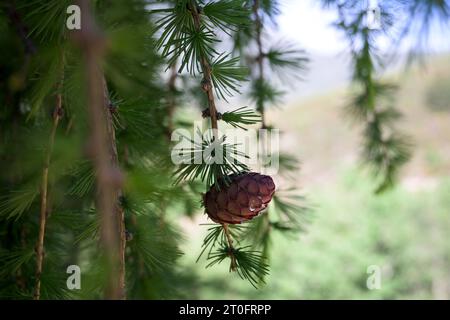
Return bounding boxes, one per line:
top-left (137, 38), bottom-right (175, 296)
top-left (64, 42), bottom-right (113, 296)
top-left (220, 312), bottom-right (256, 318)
top-left (174, 0), bottom-right (450, 299)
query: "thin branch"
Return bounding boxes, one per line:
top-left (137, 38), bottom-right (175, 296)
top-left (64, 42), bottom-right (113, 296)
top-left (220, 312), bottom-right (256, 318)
top-left (222, 223), bottom-right (237, 271)
top-left (189, 0), bottom-right (238, 271)
top-left (189, 1), bottom-right (219, 132)
top-left (33, 55), bottom-right (64, 300)
top-left (252, 0), bottom-right (272, 256)
top-left (253, 0), bottom-right (266, 128)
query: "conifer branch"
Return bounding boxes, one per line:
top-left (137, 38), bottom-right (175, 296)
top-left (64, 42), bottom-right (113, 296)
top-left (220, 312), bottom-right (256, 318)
top-left (33, 54), bottom-right (64, 300)
top-left (253, 0), bottom-right (266, 128)
top-left (102, 77), bottom-right (127, 300)
top-left (188, 0), bottom-right (238, 271)
top-left (222, 223), bottom-right (237, 271)
top-left (76, 0), bottom-right (125, 300)
top-left (188, 1), bottom-right (219, 132)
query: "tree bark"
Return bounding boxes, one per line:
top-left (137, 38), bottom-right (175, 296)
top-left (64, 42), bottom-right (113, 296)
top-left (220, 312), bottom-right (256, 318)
top-left (76, 0), bottom-right (126, 300)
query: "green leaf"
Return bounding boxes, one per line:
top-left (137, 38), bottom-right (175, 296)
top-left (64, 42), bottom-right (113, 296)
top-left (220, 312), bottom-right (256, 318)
top-left (265, 42), bottom-right (309, 81)
top-left (196, 223), bottom-right (246, 262)
top-left (67, 161), bottom-right (95, 197)
top-left (260, 0), bottom-right (281, 19)
top-left (250, 78), bottom-right (284, 111)
top-left (210, 54), bottom-right (248, 99)
top-left (221, 106), bottom-right (261, 129)
top-left (131, 214), bottom-right (183, 273)
top-left (0, 248), bottom-right (34, 278)
top-left (173, 130), bottom-right (249, 187)
top-left (203, 0), bottom-right (251, 35)
top-left (152, 1), bottom-right (193, 56)
top-left (0, 186), bottom-right (39, 220)
top-left (18, 0), bottom-right (70, 42)
top-left (271, 190), bottom-right (311, 232)
top-left (152, 2), bottom-right (219, 74)
top-left (206, 245), bottom-right (269, 288)
top-left (362, 119), bottom-right (412, 194)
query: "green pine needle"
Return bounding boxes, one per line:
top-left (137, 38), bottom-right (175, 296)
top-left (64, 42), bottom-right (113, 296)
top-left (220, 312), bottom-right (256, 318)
top-left (265, 42), bottom-right (309, 81)
top-left (221, 106), bottom-right (261, 129)
top-left (210, 54), bottom-right (248, 100)
top-left (206, 245), bottom-right (269, 288)
top-left (203, 0), bottom-right (251, 35)
top-left (0, 186), bottom-right (39, 221)
top-left (173, 131), bottom-right (249, 187)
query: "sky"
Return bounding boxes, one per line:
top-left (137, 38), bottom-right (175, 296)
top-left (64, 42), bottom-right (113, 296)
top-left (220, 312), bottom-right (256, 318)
top-left (277, 0), bottom-right (450, 56)
top-left (271, 0), bottom-right (450, 101)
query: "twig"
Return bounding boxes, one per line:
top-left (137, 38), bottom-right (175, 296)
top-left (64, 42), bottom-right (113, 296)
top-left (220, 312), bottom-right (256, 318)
top-left (34, 58), bottom-right (64, 300)
top-left (222, 223), bottom-right (237, 271)
top-left (252, 0), bottom-right (272, 256)
top-left (188, 0), bottom-right (238, 270)
top-left (189, 1), bottom-right (219, 133)
top-left (253, 0), bottom-right (266, 128)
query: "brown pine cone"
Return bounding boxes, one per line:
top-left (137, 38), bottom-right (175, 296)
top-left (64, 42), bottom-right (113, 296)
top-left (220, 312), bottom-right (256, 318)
top-left (204, 172), bottom-right (276, 224)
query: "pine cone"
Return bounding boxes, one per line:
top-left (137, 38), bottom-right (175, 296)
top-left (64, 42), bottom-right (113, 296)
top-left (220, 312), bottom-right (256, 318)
top-left (204, 172), bottom-right (276, 224)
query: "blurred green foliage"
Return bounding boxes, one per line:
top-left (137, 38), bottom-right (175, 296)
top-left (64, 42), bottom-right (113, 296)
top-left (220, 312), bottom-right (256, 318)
top-left (180, 170), bottom-right (450, 299)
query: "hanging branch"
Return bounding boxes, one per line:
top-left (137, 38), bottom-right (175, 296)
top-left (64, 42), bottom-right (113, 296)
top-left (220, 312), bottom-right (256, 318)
top-left (188, 0), bottom-right (236, 269)
top-left (252, 0), bottom-right (271, 255)
top-left (33, 56), bottom-right (64, 300)
top-left (329, 2), bottom-right (412, 193)
top-left (152, 0), bottom-right (269, 287)
top-left (230, 0), bottom-right (310, 258)
top-left (253, 0), bottom-right (266, 128)
top-left (102, 78), bottom-right (127, 299)
top-left (75, 0), bottom-right (125, 300)
top-left (188, 1), bottom-right (219, 132)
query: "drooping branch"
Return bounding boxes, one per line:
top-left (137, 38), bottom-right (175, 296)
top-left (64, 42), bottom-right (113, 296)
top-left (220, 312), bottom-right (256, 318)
top-left (222, 223), bottom-right (237, 271)
top-left (253, 0), bottom-right (266, 128)
top-left (102, 77), bottom-right (127, 299)
top-left (188, 0), bottom-right (237, 269)
top-left (33, 58), bottom-right (64, 300)
top-left (189, 1), bottom-right (219, 132)
top-left (75, 0), bottom-right (125, 300)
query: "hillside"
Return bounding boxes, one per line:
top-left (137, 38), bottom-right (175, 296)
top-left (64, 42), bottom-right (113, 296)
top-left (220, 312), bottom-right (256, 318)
top-left (268, 54), bottom-right (450, 190)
